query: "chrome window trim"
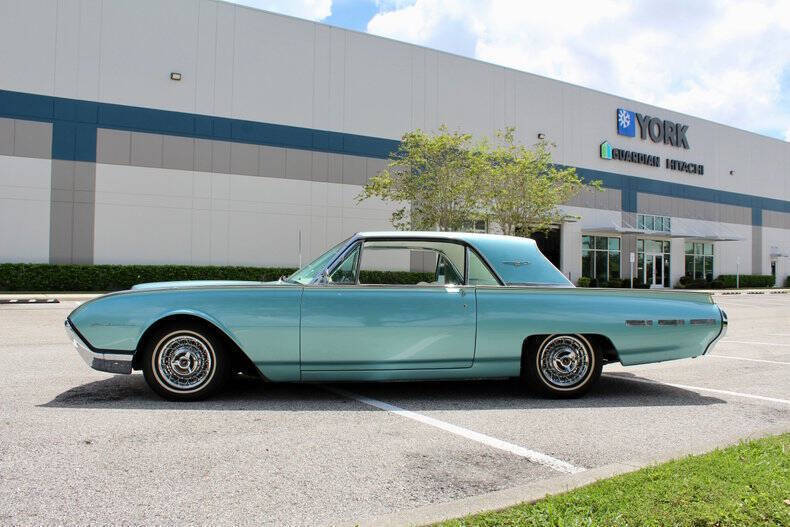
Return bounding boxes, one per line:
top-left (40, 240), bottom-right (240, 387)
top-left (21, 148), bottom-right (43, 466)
top-left (313, 234), bottom-right (505, 287)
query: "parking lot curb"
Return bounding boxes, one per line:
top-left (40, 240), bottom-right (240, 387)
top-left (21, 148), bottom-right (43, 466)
top-left (347, 423), bottom-right (790, 527)
top-left (0, 293), bottom-right (102, 302)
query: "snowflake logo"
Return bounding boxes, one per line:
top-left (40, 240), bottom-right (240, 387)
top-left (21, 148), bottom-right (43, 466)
top-left (618, 109), bottom-right (631, 129)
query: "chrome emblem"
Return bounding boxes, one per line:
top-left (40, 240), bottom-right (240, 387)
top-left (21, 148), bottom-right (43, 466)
top-left (503, 260), bottom-right (530, 267)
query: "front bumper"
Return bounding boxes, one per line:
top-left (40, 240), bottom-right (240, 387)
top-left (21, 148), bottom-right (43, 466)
top-left (65, 319), bottom-right (133, 374)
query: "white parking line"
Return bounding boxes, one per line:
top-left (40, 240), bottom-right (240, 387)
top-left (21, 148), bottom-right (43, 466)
top-left (710, 354), bottom-right (790, 365)
top-left (721, 339), bottom-right (790, 347)
top-left (326, 386), bottom-right (584, 474)
top-left (607, 374), bottom-right (790, 406)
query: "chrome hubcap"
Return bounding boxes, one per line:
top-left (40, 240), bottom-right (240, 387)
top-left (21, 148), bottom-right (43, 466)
top-left (156, 334), bottom-right (213, 391)
top-left (538, 336), bottom-right (590, 388)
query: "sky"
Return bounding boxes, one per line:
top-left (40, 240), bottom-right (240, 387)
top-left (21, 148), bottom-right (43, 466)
top-left (232, 0), bottom-right (790, 142)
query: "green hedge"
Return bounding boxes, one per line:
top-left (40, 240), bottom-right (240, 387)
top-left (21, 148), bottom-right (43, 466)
top-left (716, 274), bottom-right (775, 288)
top-left (0, 263), bottom-right (436, 292)
top-left (786, 275), bottom-right (790, 288)
top-left (359, 270), bottom-right (434, 285)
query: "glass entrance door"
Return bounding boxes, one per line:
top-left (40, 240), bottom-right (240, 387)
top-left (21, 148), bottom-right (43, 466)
top-left (643, 253), bottom-right (665, 288)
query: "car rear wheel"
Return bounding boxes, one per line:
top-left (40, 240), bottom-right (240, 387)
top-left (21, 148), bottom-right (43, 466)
top-left (525, 334), bottom-right (602, 397)
top-left (142, 322), bottom-right (230, 401)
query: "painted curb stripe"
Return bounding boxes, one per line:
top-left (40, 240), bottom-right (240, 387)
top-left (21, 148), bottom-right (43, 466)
top-left (0, 298), bottom-right (59, 304)
top-left (710, 355), bottom-right (790, 365)
top-left (606, 374), bottom-right (790, 406)
top-left (721, 339), bottom-right (790, 347)
top-left (325, 386), bottom-right (584, 474)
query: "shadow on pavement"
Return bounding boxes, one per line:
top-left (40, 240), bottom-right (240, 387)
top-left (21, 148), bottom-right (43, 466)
top-left (40, 371), bottom-right (725, 411)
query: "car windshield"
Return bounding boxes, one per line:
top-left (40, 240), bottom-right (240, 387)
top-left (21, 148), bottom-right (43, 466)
top-left (285, 237), bottom-right (352, 285)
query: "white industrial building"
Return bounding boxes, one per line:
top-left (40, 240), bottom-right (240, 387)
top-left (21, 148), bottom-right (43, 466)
top-left (0, 0), bottom-right (788, 287)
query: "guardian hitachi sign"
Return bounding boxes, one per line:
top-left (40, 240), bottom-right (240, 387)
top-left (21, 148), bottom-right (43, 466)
top-left (617, 108), bottom-right (690, 149)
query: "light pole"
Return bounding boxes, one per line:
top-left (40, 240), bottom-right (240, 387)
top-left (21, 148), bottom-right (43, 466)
top-left (736, 257), bottom-right (740, 289)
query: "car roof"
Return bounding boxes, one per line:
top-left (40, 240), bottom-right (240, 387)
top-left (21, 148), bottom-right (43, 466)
top-left (355, 231), bottom-right (537, 246)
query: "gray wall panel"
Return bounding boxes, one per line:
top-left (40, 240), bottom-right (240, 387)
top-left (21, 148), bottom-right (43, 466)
top-left (72, 202), bottom-right (95, 265)
top-left (0, 117), bottom-right (13, 156)
top-left (194, 138), bottom-right (212, 172)
top-left (259, 145), bottom-right (285, 179)
top-left (327, 154), bottom-right (343, 184)
top-left (163, 135), bottom-right (195, 171)
top-left (312, 152), bottom-right (328, 182)
top-left (49, 202), bottom-right (74, 264)
top-left (230, 142), bottom-right (259, 176)
top-left (565, 187), bottom-right (620, 211)
top-left (763, 210), bottom-right (790, 229)
top-left (74, 161), bottom-right (95, 192)
top-left (285, 148), bottom-right (311, 181)
top-left (13, 120), bottom-right (51, 159)
top-left (342, 155), bottom-right (366, 186)
top-left (636, 193), bottom-right (752, 225)
top-left (130, 132), bottom-right (163, 168)
top-left (51, 159), bottom-right (75, 191)
top-left (752, 225), bottom-right (762, 273)
top-left (96, 128), bottom-right (131, 165)
top-left (49, 160), bottom-right (95, 264)
top-left (365, 158), bottom-right (387, 184)
top-left (211, 140), bottom-right (231, 173)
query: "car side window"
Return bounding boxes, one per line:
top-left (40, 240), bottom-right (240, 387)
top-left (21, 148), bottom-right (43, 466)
top-left (328, 244), bottom-right (360, 284)
top-left (357, 240), bottom-right (466, 285)
top-left (435, 254), bottom-right (463, 285)
top-left (467, 249), bottom-right (499, 286)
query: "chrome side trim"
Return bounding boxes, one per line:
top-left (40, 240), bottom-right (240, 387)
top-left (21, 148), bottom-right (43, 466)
top-left (657, 319), bottom-right (685, 326)
top-left (625, 320), bottom-right (653, 326)
top-left (703, 307), bottom-right (728, 355)
top-left (690, 318), bottom-right (717, 325)
top-left (65, 320), bottom-right (133, 374)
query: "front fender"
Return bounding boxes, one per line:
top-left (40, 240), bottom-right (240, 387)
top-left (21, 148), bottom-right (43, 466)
top-left (67, 286), bottom-right (303, 381)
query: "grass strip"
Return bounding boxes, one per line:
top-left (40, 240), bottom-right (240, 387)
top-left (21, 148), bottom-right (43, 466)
top-left (436, 433), bottom-right (789, 527)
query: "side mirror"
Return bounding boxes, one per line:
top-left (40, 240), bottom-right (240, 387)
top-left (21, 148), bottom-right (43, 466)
top-left (321, 268), bottom-right (331, 284)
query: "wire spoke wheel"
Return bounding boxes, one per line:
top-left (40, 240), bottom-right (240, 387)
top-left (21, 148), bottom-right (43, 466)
top-left (153, 331), bottom-right (216, 393)
top-left (536, 335), bottom-right (593, 390)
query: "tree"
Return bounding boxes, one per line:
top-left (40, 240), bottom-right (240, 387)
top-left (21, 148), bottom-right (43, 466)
top-left (479, 128), bottom-right (599, 236)
top-left (358, 125), bottom-right (598, 235)
top-left (356, 126), bottom-right (482, 231)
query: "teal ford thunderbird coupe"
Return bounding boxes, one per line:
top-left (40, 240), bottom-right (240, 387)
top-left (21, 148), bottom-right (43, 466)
top-left (65, 232), bottom-right (727, 400)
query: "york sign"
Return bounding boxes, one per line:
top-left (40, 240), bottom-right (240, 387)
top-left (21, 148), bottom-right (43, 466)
top-left (617, 108), bottom-right (689, 149)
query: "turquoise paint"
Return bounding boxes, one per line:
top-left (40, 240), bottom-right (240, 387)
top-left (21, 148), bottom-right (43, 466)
top-left (300, 285), bottom-right (476, 370)
top-left (467, 235), bottom-right (571, 285)
top-left (69, 286), bottom-right (303, 381)
top-left (67, 233), bottom-right (725, 383)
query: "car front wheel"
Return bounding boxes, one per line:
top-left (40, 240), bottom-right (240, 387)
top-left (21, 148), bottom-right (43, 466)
top-left (142, 322), bottom-right (229, 401)
top-left (525, 334), bottom-right (602, 397)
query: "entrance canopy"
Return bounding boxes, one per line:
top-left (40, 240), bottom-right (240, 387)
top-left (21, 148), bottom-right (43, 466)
top-left (582, 217), bottom-right (744, 241)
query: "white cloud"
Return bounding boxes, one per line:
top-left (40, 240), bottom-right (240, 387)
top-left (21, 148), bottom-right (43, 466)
top-left (367, 0), bottom-right (790, 140)
top-left (231, 0), bottom-right (332, 21)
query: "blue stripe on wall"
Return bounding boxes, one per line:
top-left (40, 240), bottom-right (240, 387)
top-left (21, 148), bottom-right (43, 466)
top-left (0, 88), bottom-right (788, 217)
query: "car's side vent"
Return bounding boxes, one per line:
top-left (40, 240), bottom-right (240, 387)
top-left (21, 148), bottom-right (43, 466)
top-left (658, 319), bottom-right (685, 326)
top-left (625, 320), bottom-right (653, 326)
top-left (689, 318), bottom-right (717, 325)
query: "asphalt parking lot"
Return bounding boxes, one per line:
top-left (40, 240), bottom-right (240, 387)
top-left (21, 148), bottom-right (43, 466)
top-left (1, 293), bottom-right (788, 525)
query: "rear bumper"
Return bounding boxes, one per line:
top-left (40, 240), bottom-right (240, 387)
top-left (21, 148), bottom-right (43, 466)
top-left (703, 307), bottom-right (728, 355)
top-left (65, 319), bottom-right (133, 374)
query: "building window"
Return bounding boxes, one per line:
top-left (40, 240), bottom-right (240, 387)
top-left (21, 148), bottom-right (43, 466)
top-left (637, 238), bottom-right (671, 287)
top-left (582, 235), bottom-right (620, 282)
top-left (461, 219), bottom-right (487, 233)
top-left (685, 242), bottom-right (714, 281)
top-left (637, 214), bottom-right (671, 233)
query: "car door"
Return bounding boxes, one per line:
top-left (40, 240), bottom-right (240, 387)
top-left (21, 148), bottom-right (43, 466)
top-left (300, 238), bottom-right (476, 372)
